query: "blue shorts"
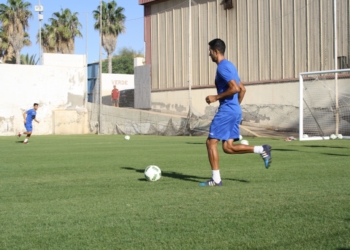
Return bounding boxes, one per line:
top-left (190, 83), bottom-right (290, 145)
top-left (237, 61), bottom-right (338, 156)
top-left (208, 108), bottom-right (241, 141)
top-left (24, 123), bottom-right (33, 132)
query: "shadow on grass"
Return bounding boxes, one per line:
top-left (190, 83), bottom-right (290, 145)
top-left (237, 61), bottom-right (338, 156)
top-left (122, 167), bottom-right (205, 183)
top-left (223, 178), bottom-right (249, 183)
top-left (302, 145), bottom-right (348, 149)
top-left (185, 142), bottom-right (205, 145)
top-left (15, 140), bottom-right (25, 143)
top-left (321, 153), bottom-right (350, 157)
top-left (273, 148), bottom-right (299, 152)
top-left (122, 167), bottom-right (249, 183)
top-left (337, 248), bottom-right (350, 250)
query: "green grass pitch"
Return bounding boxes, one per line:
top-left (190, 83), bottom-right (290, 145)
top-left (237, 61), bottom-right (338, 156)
top-left (1, 135), bottom-right (350, 249)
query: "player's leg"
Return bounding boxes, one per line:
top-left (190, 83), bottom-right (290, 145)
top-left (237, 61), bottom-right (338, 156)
top-left (200, 110), bottom-right (226, 187)
top-left (221, 114), bottom-right (272, 168)
top-left (222, 140), bottom-right (255, 153)
top-left (23, 123), bottom-right (32, 144)
top-left (200, 138), bottom-right (222, 186)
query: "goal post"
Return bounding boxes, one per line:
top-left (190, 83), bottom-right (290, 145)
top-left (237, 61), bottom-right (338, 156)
top-left (299, 68), bottom-right (350, 141)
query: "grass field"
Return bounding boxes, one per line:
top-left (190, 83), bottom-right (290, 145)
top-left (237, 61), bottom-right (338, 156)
top-left (1, 134), bottom-right (349, 249)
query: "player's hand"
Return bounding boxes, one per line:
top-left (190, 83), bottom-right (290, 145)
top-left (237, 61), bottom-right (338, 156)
top-left (205, 95), bottom-right (217, 104)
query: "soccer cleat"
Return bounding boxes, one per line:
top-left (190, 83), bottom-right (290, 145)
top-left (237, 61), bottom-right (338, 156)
top-left (261, 144), bottom-right (272, 169)
top-left (23, 142), bottom-right (28, 144)
top-left (17, 132), bottom-right (21, 138)
top-left (199, 179), bottom-right (223, 187)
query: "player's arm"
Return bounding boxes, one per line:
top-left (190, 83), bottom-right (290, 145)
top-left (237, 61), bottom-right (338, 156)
top-left (238, 82), bottom-right (246, 104)
top-left (206, 80), bottom-right (240, 104)
top-left (23, 111), bottom-right (27, 123)
top-left (34, 118), bottom-right (40, 123)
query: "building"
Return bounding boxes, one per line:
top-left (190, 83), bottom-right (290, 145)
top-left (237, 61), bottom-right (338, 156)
top-left (138, 0), bottom-right (350, 132)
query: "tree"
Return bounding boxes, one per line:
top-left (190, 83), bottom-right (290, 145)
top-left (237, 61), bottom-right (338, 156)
top-left (40, 8), bottom-right (82, 54)
top-left (0, 25), bottom-right (30, 63)
top-left (20, 53), bottom-right (38, 65)
top-left (6, 52), bottom-right (38, 64)
top-left (0, 0), bottom-right (32, 64)
top-left (102, 47), bottom-right (143, 74)
top-left (93, 0), bottom-right (126, 73)
top-left (38, 24), bottom-right (57, 53)
top-left (0, 26), bottom-right (10, 61)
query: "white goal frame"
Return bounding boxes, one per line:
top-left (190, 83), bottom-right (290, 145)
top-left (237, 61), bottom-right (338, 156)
top-left (299, 68), bottom-right (350, 141)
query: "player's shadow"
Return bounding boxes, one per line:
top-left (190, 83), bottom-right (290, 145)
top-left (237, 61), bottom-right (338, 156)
top-left (121, 167), bottom-right (249, 183)
top-left (321, 153), bottom-right (350, 157)
top-left (273, 148), bottom-right (299, 152)
top-left (185, 142), bottom-right (205, 145)
top-left (15, 141), bottom-right (25, 143)
top-left (224, 178), bottom-right (249, 183)
top-left (302, 145), bottom-right (348, 149)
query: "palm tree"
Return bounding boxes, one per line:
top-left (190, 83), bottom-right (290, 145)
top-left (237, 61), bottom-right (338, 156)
top-left (93, 0), bottom-right (126, 73)
top-left (0, 26), bottom-right (10, 62)
top-left (47, 8), bottom-right (82, 54)
top-left (38, 24), bottom-right (57, 53)
top-left (0, 0), bottom-right (32, 64)
top-left (20, 53), bottom-right (38, 65)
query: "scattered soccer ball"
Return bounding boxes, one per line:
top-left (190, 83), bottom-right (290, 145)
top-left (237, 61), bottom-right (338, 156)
top-left (337, 134), bottom-right (343, 139)
top-left (303, 134), bottom-right (308, 138)
top-left (144, 165), bottom-right (161, 182)
top-left (241, 139), bottom-right (249, 145)
top-left (239, 135), bottom-right (243, 140)
top-left (125, 135), bottom-right (130, 140)
top-left (330, 134), bottom-right (336, 140)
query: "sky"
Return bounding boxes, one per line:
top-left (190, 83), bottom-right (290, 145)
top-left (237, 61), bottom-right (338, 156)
top-left (1, 0), bottom-right (145, 63)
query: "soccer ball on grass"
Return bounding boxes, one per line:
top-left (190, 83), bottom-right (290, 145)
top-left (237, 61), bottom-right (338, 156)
top-left (144, 165), bottom-right (161, 181)
top-left (330, 134), bottom-right (337, 140)
top-left (241, 139), bottom-right (249, 145)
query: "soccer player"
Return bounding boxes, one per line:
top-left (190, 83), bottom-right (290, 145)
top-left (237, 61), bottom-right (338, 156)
top-left (200, 39), bottom-right (272, 187)
top-left (18, 103), bottom-right (40, 144)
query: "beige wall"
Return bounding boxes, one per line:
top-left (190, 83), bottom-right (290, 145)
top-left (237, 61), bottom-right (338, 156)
top-left (53, 110), bottom-right (90, 135)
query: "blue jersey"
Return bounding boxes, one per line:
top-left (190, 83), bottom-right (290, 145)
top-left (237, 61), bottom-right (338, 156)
top-left (215, 60), bottom-right (241, 112)
top-left (26, 109), bottom-right (36, 124)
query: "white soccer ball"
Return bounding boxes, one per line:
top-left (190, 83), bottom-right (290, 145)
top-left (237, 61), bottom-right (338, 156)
top-left (330, 134), bottom-right (337, 140)
top-left (239, 135), bottom-right (243, 140)
top-left (241, 139), bottom-right (249, 145)
top-left (125, 135), bottom-right (130, 140)
top-left (144, 165), bottom-right (161, 182)
top-left (337, 134), bottom-right (343, 139)
top-left (303, 134), bottom-right (309, 138)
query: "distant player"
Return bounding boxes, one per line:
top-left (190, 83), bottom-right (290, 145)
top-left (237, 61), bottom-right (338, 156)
top-left (18, 103), bottom-right (40, 144)
top-left (200, 39), bottom-right (272, 187)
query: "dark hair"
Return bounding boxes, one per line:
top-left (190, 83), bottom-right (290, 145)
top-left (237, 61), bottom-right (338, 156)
top-left (33, 103), bottom-right (39, 106)
top-left (208, 38), bottom-right (226, 55)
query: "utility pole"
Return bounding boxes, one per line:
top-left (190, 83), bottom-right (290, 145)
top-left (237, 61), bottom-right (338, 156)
top-left (34, 0), bottom-right (44, 64)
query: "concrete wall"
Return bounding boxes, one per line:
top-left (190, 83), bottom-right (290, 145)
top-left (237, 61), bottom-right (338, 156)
top-left (150, 77), bottom-right (350, 132)
top-left (53, 109), bottom-right (89, 135)
top-left (0, 53), bottom-right (88, 136)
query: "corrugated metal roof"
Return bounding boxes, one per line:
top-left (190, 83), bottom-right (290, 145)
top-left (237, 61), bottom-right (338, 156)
top-left (139, 0), bottom-right (163, 5)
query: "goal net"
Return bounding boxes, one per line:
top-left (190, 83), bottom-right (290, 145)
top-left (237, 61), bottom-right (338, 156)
top-left (299, 69), bottom-right (350, 140)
